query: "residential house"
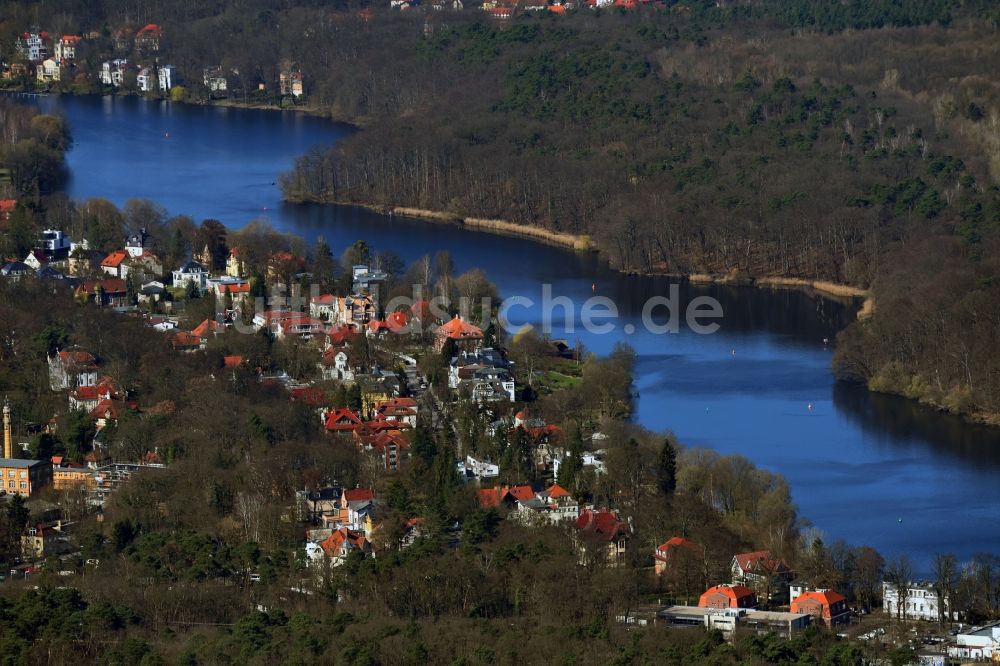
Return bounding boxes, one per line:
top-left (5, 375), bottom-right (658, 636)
top-left (477, 484), bottom-right (535, 509)
top-left (157, 64), bottom-right (176, 91)
top-left (101, 251), bottom-right (130, 278)
top-left (208, 276), bottom-right (251, 304)
top-left (699, 584), bottom-right (758, 610)
top-left (172, 260), bottom-right (208, 292)
top-left (38, 229), bottom-right (72, 256)
top-left (948, 621), bottom-right (1000, 661)
top-left (333, 294), bottom-right (376, 327)
top-left (69, 383), bottom-right (116, 412)
top-left (36, 58), bottom-right (60, 83)
top-left (351, 264), bottom-right (388, 293)
top-left (450, 355), bottom-right (515, 402)
top-left (203, 67), bottom-right (228, 94)
top-left (324, 408), bottom-right (364, 433)
top-left (354, 429), bottom-right (409, 471)
top-left (138, 281), bottom-right (166, 303)
top-left (49, 350), bottom-right (99, 390)
top-left (373, 397), bottom-right (418, 427)
top-left (0, 459), bottom-right (52, 497)
top-left (883, 581), bottom-right (953, 622)
top-left (53, 36), bottom-right (81, 64)
top-left (553, 449), bottom-right (606, 478)
top-left (99, 59), bottom-right (128, 87)
top-left (135, 24), bottom-right (162, 52)
top-left (21, 522), bottom-right (72, 559)
top-left (89, 397), bottom-right (136, 429)
top-left (510, 483), bottom-right (580, 525)
top-left (732, 550), bottom-right (793, 602)
top-left (458, 455), bottom-right (499, 481)
top-left (306, 527), bottom-right (373, 567)
top-left (125, 229), bottom-right (150, 257)
top-left (125, 250), bottom-right (163, 283)
top-left (790, 590), bottom-right (849, 627)
top-left (279, 68), bottom-right (304, 97)
top-left (136, 67), bottom-right (154, 92)
top-left (74, 278), bottom-right (129, 307)
top-left (224, 247), bottom-right (244, 276)
top-left (17, 32), bottom-right (48, 62)
top-left (434, 316), bottom-right (484, 351)
top-left (310, 294), bottom-right (337, 321)
top-left (191, 318), bottom-right (223, 342)
top-left (654, 536), bottom-right (704, 576)
top-left (253, 310), bottom-right (325, 339)
top-left (1, 262), bottom-right (32, 281)
top-left (23, 249), bottom-right (49, 270)
top-left (574, 509), bottom-right (629, 565)
top-left (318, 349), bottom-right (356, 382)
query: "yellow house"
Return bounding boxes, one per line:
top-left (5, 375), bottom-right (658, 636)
top-left (226, 248), bottom-right (245, 277)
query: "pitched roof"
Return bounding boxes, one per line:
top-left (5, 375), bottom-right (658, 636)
top-left (575, 509), bottom-right (628, 540)
top-left (343, 488), bottom-right (375, 502)
top-left (290, 386), bottom-right (326, 406)
top-left (171, 332), bottom-right (202, 349)
top-left (324, 408), bottom-right (363, 432)
top-left (546, 483), bottom-right (571, 499)
top-left (319, 527), bottom-right (369, 557)
top-left (733, 550), bottom-right (790, 574)
top-left (192, 319), bottom-right (222, 338)
top-left (435, 316), bottom-right (483, 341)
top-left (101, 250), bottom-right (129, 268)
top-left (699, 585), bottom-right (757, 608)
top-left (76, 278), bottom-right (127, 295)
top-left (791, 590), bottom-right (846, 609)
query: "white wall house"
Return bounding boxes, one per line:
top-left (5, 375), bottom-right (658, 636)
top-left (100, 60), bottom-right (128, 87)
top-left (883, 581), bottom-right (953, 622)
top-left (948, 621), bottom-right (1000, 661)
top-left (172, 260), bottom-right (208, 291)
top-left (158, 64), bottom-right (176, 91)
top-left (136, 67), bottom-right (154, 92)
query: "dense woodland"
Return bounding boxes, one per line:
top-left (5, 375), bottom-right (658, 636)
top-left (3, 1), bottom-right (1000, 418)
top-left (2, 1), bottom-right (1000, 661)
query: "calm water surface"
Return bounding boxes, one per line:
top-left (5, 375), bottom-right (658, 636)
top-left (37, 94), bottom-right (1000, 568)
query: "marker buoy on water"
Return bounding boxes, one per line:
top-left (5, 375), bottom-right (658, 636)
top-left (591, 282), bottom-right (597, 293)
top-left (807, 403), bottom-right (813, 411)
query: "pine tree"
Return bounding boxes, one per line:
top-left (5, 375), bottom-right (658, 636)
top-left (657, 438), bottom-right (677, 496)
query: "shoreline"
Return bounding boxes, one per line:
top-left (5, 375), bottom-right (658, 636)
top-left (338, 200), bottom-right (875, 313)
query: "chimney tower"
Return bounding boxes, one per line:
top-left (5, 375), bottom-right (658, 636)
top-left (3, 398), bottom-right (12, 459)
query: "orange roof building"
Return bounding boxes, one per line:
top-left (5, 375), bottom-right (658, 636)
top-left (433, 316), bottom-right (483, 351)
top-left (790, 590), bottom-right (849, 626)
top-left (698, 584), bottom-right (758, 610)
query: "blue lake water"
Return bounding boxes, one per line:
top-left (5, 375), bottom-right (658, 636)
top-left (36, 93), bottom-right (1000, 569)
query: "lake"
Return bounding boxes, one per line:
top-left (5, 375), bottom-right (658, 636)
top-left (36, 93), bottom-right (1000, 569)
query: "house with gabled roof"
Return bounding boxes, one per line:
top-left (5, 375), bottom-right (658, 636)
top-left (49, 350), bottom-right (99, 390)
top-left (790, 590), bottom-right (849, 627)
top-left (100, 250), bottom-right (130, 278)
top-left (434, 315), bottom-right (484, 351)
top-left (732, 549), bottom-right (793, 603)
top-left (699, 584), bottom-right (758, 610)
top-left (305, 526), bottom-right (373, 567)
top-left (172, 259), bottom-right (208, 292)
top-left (135, 23), bottom-right (161, 52)
top-left (323, 408), bottom-right (364, 433)
top-left (654, 536), bottom-right (704, 575)
top-left (575, 509), bottom-right (629, 566)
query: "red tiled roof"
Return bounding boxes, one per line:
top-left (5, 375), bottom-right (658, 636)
top-left (311, 294), bottom-right (337, 306)
top-left (75, 279), bottom-right (127, 296)
top-left (216, 281), bottom-right (250, 294)
top-left (291, 386), bottom-right (326, 406)
top-left (58, 350), bottom-right (96, 366)
top-left (733, 550), bottom-right (790, 574)
top-left (655, 536), bottom-right (702, 561)
top-left (171, 332), bottom-right (202, 349)
top-left (324, 408), bottom-right (363, 432)
top-left (192, 319), bottom-right (222, 338)
top-left (343, 488), bottom-right (375, 502)
top-left (319, 527), bottom-right (369, 557)
top-left (223, 355), bottom-right (244, 368)
top-left (101, 250), bottom-right (129, 268)
top-left (0, 199), bottom-right (16, 214)
top-left (575, 509), bottom-right (628, 541)
top-left (435, 316), bottom-right (483, 341)
top-left (546, 483), bottom-right (571, 499)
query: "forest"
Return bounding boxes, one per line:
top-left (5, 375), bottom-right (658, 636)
top-left (3, 0), bottom-right (1000, 420)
